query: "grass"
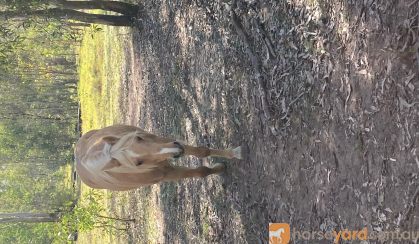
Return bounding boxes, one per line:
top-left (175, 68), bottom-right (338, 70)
top-left (143, 190), bottom-right (160, 243)
top-left (77, 23), bottom-right (130, 244)
top-left (78, 25), bottom-right (126, 132)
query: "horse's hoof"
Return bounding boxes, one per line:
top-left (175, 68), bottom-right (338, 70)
top-left (173, 141), bottom-right (185, 158)
top-left (232, 146), bottom-right (242, 159)
top-left (212, 162), bottom-right (226, 174)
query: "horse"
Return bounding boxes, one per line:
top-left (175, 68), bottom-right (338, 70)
top-left (269, 228), bottom-right (285, 244)
top-left (74, 125), bottom-right (241, 191)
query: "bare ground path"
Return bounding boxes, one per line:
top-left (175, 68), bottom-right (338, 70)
top-left (115, 0), bottom-right (418, 243)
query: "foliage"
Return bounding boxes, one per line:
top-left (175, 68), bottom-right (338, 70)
top-left (0, 165), bottom-right (74, 243)
top-left (0, 0), bottom-right (46, 11)
top-left (0, 2), bottom-right (81, 243)
top-left (0, 222), bottom-right (54, 244)
top-left (51, 190), bottom-right (128, 244)
top-left (0, 0), bottom-right (139, 27)
top-left (0, 2), bottom-right (132, 243)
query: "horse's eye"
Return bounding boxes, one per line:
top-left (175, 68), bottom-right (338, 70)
top-left (136, 160), bottom-right (144, 166)
top-left (136, 136), bottom-right (143, 142)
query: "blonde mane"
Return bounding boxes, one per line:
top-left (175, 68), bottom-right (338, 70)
top-left (106, 131), bottom-right (157, 173)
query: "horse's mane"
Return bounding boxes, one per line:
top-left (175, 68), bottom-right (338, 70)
top-left (106, 130), bottom-right (157, 173)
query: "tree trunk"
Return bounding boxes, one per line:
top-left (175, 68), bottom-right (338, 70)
top-left (66, 22), bottom-right (90, 27)
top-left (96, 215), bottom-right (136, 222)
top-left (56, 0), bottom-right (141, 16)
top-left (0, 8), bottom-right (133, 26)
top-left (0, 212), bottom-right (61, 223)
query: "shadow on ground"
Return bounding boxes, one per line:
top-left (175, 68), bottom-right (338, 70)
top-left (118, 0), bottom-right (418, 243)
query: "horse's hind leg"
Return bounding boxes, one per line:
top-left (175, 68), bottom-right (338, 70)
top-left (183, 145), bottom-right (242, 159)
top-left (162, 164), bottom-right (226, 181)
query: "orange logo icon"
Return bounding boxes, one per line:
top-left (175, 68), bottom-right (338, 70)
top-left (269, 223), bottom-right (290, 244)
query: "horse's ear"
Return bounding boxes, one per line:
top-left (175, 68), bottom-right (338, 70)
top-left (102, 136), bottom-right (119, 145)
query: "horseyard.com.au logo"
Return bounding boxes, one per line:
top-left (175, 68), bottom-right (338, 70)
top-left (269, 222), bottom-right (419, 243)
top-left (269, 223), bottom-right (290, 244)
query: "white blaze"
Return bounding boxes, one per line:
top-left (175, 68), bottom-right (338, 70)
top-left (158, 148), bottom-right (181, 155)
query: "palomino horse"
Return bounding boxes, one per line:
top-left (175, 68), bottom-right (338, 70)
top-left (75, 125), bottom-right (241, 191)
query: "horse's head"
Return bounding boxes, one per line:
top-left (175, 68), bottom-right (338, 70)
top-left (102, 131), bottom-right (184, 168)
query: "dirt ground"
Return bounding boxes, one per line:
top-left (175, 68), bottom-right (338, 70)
top-left (114, 0), bottom-right (418, 243)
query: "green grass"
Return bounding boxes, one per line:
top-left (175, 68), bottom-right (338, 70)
top-left (78, 26), bottom-right (126, 132)
top-left (77, 24), bottom-right (130, 244)
top-left (143, 193), bottom-right (160, 243)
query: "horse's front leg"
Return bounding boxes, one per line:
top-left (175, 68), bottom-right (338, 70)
top-left (161, 164), bottom-right (227, 182)
top-left (182, 144), bottom-right (242, 159)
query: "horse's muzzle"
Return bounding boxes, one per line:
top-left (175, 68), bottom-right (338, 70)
top-left (173, 141), bottom-right (185, 158)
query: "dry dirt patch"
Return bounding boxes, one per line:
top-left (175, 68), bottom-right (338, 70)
top-left (113, 0), bottom-right (418, 243)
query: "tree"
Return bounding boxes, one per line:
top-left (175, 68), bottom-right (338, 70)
top-left (0, 212), bottom-right (61, 223)
top-left (0, 0), bottom-right (143, 27)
